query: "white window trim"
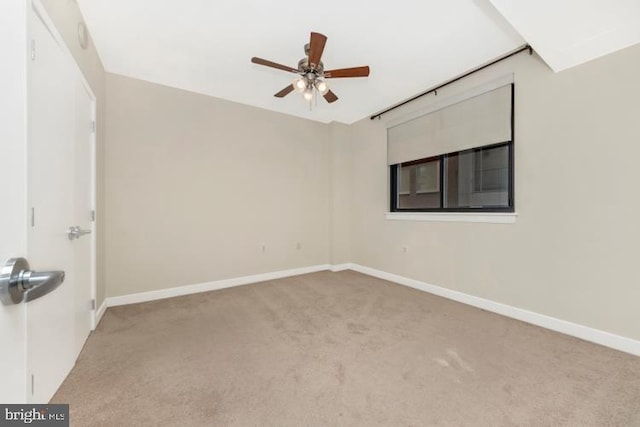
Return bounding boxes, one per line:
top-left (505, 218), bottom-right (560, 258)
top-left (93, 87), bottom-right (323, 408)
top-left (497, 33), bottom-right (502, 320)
top-left (386, 211), bottom-right (517, 224)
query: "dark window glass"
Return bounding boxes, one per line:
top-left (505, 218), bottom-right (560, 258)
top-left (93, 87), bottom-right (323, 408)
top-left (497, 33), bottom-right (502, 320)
top-left (445, 144), bottom-right (510, 209)
top-left (390, 142), bottom-right (513, 212)
top-left (396, 158), bottom-right (441, 209)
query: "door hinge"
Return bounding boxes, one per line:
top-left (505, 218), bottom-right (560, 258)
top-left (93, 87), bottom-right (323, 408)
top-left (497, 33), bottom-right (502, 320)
top-left (90, 121), bottom-right (96, 133)
top-left (90, 210), bottom-right (96, 222)
top-left (91, 299), bottom-right (96, 310)
top-left (31, 207), bottom-right (35, 227)
top-left (30, 40), bottom-right (36, 61)
top-left (31, 374), bottom-right (34, 395)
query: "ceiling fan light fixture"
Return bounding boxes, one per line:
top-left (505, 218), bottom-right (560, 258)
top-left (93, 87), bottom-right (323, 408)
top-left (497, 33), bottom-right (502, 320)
top-left (293, 77), bottom-right (306, 92)
top-left (315, 80), bottom-right (329, 95)
top-left (303, 88), bottom-right (314, 101)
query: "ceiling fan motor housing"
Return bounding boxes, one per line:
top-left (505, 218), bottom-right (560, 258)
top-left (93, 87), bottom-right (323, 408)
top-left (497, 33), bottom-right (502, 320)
top-left (298, 58), bottom-right (324, 75)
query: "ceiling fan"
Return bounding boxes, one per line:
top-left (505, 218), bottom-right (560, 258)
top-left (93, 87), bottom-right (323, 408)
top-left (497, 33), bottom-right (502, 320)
top-left (251, 32), bottom-right (370, 105)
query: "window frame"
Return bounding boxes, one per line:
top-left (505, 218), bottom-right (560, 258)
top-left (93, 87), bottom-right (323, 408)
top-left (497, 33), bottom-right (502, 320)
top-left (390, 141), bottom-right (515, 213)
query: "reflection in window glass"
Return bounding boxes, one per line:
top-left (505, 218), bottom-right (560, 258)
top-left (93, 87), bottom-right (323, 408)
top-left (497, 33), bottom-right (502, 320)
top-left (399, 167), bottom-right (411, 195)
top-left (416, 162), bottom-right (439, 193)
top-left (397, 158), bottom-right (441, 209)
top-left (445, 144), bottom-right (509, 209)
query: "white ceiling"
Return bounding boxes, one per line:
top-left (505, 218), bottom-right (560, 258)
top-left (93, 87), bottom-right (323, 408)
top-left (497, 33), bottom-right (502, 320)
top-left (489, 0), bottom-right (640, 72)
top-left (77, 0), bottom-right (640, 124)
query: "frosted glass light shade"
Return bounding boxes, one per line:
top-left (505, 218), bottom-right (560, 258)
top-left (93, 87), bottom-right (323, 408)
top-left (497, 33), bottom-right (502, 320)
top-left (315, 80), bottom-right (329, 94)
top-left (303, 88), bottom-right (313, 101)
top-left (293, 78), bottom-right (306, 92)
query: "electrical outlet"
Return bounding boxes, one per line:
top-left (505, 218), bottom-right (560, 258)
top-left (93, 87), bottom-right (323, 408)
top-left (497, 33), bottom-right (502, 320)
top-left (402, 246), bottom-right (408, 253)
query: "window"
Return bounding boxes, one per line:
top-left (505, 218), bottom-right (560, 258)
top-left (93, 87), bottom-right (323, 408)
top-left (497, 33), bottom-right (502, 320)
top-left (390, 142), bottom-right (513, 212)
top-left (387, 80), bottom-right (514, 215)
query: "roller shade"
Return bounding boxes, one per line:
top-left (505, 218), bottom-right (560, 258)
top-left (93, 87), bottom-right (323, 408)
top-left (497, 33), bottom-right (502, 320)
top-left (387, 84), bottom-right (512, 165)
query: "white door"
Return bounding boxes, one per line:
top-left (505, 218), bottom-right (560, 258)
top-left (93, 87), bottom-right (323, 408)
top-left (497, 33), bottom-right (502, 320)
top-left (26, 6), bottom-right (95, 403)
top-left (0, 0), bottom-right (29, 404)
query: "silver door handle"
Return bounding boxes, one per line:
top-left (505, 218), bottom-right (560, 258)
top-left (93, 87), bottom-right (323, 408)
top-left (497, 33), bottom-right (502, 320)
top-left (67, 226), bottom-right (92, 240)
top-left (0, 258), bottom-right (65, 305)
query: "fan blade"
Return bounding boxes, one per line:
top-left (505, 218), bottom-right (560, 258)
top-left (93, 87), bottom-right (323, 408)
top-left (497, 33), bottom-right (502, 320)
top-left (324, 66), bottom-right (370, 79)
top-left (323, 89), bottom-right (338, 103)
top-left (251, 57), bottom-right (298, 73)
top-left (274, 84), bottom-right (295, 98)
top-left (308, 32), bottom-right (327, 70)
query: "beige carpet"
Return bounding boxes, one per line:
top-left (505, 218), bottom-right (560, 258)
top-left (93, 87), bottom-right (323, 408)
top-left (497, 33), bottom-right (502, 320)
top-left (52, 271), bottom-right (640, 426)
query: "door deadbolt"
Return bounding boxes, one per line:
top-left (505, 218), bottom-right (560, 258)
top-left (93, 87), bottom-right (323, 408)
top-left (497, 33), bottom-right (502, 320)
top-left (0, 258), bottom-right (65, 305)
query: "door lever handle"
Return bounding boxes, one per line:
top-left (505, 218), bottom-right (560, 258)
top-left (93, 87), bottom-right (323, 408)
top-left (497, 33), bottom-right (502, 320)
top-left (0, 258), bottom-right (65, 305)
top-left (67, 225), bottom-right (92, 240)
top-left (22, 269), bottom-right (66, 302)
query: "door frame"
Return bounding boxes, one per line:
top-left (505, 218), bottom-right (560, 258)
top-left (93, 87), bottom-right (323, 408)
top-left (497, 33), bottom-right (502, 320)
top-left (30, 0), bottom-right (98, 331)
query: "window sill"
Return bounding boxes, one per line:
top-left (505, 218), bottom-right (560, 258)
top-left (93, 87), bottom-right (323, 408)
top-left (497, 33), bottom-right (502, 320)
top-left (386, 212), bottom-right (517, 224)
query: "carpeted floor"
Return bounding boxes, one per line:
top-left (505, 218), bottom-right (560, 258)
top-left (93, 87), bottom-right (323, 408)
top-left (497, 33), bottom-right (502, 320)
top-left (52, 270), bottom-right (640, 426)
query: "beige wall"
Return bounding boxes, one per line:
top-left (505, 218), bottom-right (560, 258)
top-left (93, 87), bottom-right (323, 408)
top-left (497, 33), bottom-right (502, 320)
top-left (105, 74), bottom-right (331, 297)
top-left (329, 123), bottom-right (352, 265)
top-left (40, 0), bottom-right (107, 306)
top-left (348, 44), bottom-right (640, 341)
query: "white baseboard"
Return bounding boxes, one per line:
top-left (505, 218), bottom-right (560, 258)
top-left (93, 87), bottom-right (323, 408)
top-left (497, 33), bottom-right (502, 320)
top-left (102, 261), bottom-right (640, 356)
top-left (329, 263), bottom-right (353, 272)
top-left (94, 299), bottom-right (107, 329)
top-left (348, 264), bottom-right (640, 356)
top-left (106, 264), bottom-right (331, 308)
